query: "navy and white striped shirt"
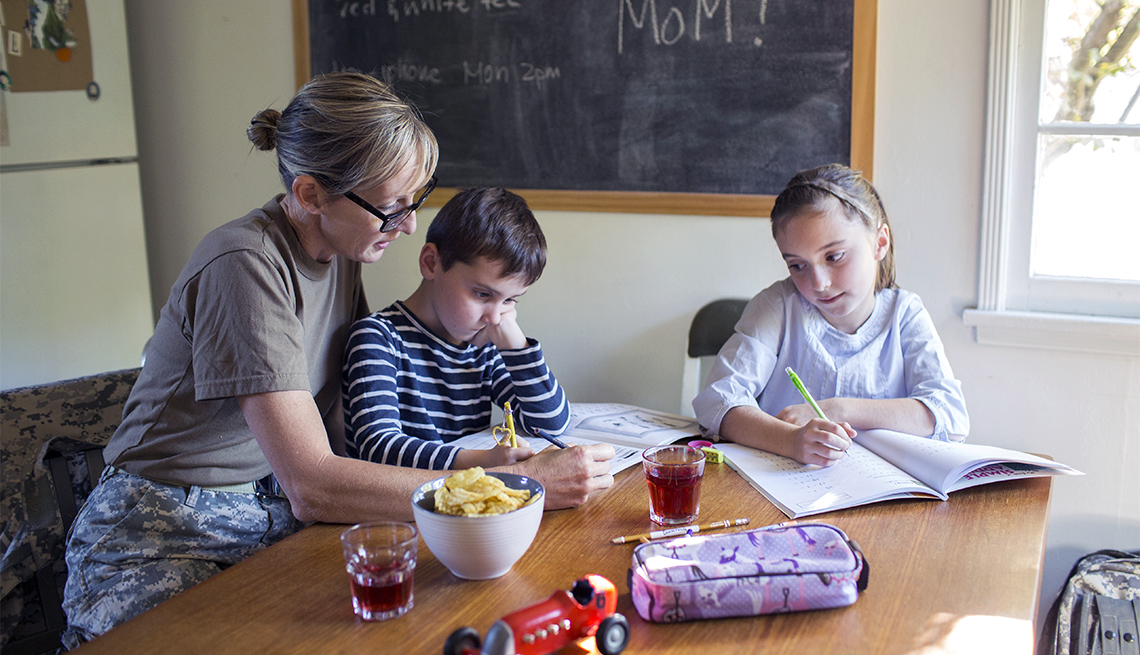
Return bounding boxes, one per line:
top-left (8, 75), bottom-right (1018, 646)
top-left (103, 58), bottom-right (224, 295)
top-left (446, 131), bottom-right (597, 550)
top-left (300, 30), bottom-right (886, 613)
top-left (342, 301), bottom-right (571, 470)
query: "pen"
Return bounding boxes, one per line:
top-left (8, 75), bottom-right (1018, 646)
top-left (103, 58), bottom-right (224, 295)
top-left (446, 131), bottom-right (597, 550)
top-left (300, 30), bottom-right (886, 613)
top-left (785, 367), bottom-right (829, 421)
top-left (610, 518), bottom-right (751, 545)
top-left (532, 428), bottom-right (568, 449)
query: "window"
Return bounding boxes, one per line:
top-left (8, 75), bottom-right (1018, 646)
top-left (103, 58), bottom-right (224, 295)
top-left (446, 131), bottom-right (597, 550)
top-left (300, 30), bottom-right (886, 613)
top-left (965, 0), bottom-right (1140, 354)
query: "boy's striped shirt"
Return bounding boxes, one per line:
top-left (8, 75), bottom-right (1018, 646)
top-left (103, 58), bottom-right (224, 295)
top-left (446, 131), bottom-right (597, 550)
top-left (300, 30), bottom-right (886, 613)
top-left (342, 301), bottom-right (570, 469)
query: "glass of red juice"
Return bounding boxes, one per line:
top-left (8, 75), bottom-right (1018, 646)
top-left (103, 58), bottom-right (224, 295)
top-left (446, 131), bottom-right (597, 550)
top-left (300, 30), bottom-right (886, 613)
top-left (340, 522), bottom-right (418, 621)
top-left (642, 445), bottom-right (706, 525)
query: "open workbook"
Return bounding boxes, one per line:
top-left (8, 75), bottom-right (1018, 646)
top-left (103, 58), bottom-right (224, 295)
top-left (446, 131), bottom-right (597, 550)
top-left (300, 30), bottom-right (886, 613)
top-left (448, 403), bottom-right (701, 475)
top-left (715, 430), bottom-right (1082, 519)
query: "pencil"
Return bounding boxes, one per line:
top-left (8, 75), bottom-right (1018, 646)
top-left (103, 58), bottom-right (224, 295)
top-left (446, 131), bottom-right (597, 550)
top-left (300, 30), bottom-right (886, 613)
top-left (610, 518), bottom-right (751, 544)
top-left (532, 428), bottom-right (568, 449)
top-left (785, 367), bottom-right (830, 421)
top-left (786, 366), bottom-right (847, 451)
top-left (503, 401), bottom-right (518, 447)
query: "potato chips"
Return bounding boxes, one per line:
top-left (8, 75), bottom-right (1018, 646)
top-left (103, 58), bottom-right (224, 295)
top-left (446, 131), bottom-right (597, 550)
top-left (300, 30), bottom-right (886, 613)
top-left (434, 467), bottom-right (531, 516)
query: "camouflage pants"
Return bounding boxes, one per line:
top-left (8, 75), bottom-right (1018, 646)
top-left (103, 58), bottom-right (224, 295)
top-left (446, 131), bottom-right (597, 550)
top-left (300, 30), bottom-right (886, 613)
top-left (61, 466), bottom-right (300, 649)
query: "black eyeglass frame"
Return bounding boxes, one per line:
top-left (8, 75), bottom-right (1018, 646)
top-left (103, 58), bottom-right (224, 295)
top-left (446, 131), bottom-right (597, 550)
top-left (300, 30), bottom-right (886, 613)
top-left (343, 175), bottom-right (438, 232)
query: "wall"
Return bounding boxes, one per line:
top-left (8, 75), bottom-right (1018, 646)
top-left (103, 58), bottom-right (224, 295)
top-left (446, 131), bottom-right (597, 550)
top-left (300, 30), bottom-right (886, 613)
top-left (122, 0), bottom-right (1139, 635)
top-left (123, 1), bottom-right (297, 316)
top-left (873, 0), bottom-right (1138, 628)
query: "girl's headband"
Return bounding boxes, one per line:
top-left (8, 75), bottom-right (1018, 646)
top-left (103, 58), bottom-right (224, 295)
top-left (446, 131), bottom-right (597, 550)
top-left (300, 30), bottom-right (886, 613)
top-left (787, 179), bottom-right (877, 225)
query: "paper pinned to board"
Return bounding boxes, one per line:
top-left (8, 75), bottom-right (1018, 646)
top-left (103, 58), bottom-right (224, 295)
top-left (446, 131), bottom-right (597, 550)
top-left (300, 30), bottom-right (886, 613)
top-left (0, 0), bottom-right (94, 92)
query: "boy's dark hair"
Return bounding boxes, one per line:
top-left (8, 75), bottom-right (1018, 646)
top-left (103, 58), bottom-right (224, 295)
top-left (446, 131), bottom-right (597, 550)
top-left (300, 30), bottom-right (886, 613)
top-left (426, 187), bottom-right (547, 285)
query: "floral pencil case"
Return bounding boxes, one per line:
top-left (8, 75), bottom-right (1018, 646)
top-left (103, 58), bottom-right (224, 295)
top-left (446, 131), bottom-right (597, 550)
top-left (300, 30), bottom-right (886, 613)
top-left (628, 522), bottom-right (869, 623)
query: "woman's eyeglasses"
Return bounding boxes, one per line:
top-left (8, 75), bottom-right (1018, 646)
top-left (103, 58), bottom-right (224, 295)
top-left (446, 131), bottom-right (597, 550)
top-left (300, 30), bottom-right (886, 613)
top-left (344, 175), bottom-right (438, 232)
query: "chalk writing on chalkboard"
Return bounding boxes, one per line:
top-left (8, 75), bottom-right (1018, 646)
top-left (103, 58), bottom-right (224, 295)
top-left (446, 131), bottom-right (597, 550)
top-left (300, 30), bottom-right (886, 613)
top-left (307, 0), bottom-right (861, 199)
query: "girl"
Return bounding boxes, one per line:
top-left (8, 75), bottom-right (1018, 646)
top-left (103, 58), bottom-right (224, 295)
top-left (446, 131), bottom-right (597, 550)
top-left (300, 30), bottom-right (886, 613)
top-left (692, 164), bottom-right (969, 467)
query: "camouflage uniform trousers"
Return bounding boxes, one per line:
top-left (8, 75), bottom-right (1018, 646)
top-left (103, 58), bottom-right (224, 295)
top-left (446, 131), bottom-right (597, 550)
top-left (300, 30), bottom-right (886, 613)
top-left (61, 466), bottom-right (300, 649)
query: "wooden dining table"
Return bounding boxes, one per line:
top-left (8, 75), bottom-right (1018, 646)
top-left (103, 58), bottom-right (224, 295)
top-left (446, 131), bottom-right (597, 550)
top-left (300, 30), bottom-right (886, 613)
top-left (74, 458), bottom-right (1052, 655)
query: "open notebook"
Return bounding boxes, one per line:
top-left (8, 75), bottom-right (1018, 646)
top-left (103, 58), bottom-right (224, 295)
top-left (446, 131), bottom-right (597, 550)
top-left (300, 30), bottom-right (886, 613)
top-left (716, 429), bottom-right (1082, 519)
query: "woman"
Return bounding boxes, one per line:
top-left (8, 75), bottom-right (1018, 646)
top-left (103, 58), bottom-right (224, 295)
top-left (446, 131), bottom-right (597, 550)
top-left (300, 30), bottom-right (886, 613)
top-left (62, 72), bottom-right (614, 647)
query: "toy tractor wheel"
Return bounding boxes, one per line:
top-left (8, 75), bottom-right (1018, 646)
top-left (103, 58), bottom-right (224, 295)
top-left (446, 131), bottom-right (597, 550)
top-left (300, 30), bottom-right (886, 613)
top-left (443, 626), bottom-right (482, 655)
top-left (596, 613), bottom-right (630, 655)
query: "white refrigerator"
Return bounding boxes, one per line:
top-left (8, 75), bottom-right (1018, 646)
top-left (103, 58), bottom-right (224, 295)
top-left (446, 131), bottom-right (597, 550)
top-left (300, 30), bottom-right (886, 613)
top-left (0, 0), bottom-right (153, 389)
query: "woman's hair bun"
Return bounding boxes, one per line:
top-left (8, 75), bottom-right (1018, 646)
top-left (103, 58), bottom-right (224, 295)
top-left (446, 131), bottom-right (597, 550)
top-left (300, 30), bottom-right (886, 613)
top-left (247, 109), bottom-right (281, 151)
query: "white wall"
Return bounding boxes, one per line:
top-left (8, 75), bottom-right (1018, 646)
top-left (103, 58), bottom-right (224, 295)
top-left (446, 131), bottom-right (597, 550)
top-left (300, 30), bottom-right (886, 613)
top-left (873, 1), bottom-right (1138, 628)
top-left (123, 1), bottom-right (296, 315)
top-left (123, 0), bottom-right (1139, 634)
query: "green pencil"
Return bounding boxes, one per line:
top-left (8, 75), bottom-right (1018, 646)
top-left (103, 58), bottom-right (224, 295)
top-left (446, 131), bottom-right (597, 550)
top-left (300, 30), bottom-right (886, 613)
top-left (785, 367), bottom-right (830, 421)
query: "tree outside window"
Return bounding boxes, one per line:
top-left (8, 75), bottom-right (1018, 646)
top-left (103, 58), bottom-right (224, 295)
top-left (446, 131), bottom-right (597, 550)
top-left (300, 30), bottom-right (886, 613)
top-left (1033, 0), bottom-right (1139, 283)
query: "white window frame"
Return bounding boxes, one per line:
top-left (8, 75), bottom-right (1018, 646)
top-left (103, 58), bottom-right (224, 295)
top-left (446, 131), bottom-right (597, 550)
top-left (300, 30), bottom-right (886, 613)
top-left (963, 0), bottom-right (1140, 356)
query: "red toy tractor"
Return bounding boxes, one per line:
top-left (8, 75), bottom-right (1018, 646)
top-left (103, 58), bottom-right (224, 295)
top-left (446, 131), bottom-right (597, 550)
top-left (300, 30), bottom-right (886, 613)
top-left (443, 575), bottom-right (630, 655)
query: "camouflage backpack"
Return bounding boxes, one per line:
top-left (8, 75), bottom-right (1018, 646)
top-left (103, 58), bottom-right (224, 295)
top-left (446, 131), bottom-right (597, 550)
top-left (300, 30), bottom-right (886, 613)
top-left (1039, 550), bottom-right (1140, 655)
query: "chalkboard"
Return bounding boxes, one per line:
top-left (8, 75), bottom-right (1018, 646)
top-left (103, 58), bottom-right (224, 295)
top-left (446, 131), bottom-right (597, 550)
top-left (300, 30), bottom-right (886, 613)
top-left (296, 0), bottom-right (876, 216)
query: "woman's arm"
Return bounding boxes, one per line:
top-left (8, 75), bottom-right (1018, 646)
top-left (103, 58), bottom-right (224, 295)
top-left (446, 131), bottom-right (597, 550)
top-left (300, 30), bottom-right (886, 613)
top-left (242, 390), bottom-right (432, 522)
top-left (239, 390), bottom-right (614, 523)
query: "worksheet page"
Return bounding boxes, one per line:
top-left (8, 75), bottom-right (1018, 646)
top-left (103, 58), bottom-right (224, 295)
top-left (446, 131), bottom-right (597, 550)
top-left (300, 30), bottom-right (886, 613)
top-left (715, 441), bottom-right (941, 518)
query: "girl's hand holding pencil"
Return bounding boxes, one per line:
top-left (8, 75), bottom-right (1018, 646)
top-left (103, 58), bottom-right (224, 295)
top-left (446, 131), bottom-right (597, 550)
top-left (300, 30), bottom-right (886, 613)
top-left (783, 368), bottom-right (856, 466)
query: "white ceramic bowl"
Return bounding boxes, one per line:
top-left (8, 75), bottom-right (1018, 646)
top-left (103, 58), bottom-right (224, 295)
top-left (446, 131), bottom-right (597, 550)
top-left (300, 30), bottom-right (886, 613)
top-left (410, 472), bottom-right (544, 580)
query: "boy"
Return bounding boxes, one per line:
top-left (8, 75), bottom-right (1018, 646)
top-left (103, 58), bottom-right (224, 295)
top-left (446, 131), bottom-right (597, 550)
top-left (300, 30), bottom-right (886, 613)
top-left (343, 187), bottom-right (570, 469)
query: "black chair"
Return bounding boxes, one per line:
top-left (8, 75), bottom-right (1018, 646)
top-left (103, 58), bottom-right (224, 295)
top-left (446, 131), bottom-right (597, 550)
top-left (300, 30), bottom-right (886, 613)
top-left (1, 368), bottom-right (140, 655)
top-left (680, 298), bottom-right (749, 416)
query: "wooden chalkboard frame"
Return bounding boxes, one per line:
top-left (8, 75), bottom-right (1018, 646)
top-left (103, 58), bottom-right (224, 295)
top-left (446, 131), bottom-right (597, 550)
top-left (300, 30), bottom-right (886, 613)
top-left (292, 0), bottom-right (875, 217)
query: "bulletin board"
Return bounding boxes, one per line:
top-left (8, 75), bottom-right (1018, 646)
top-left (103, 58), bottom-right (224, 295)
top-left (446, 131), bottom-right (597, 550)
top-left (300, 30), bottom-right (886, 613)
top-left (0, 0), bottom-right (94, 92)
top-left (293, 0), bottom-right (876, 216)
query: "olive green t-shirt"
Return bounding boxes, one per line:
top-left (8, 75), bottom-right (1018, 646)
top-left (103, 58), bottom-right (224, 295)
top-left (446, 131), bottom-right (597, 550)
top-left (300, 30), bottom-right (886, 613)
top-left (104, 196), bottom-right (367, 486)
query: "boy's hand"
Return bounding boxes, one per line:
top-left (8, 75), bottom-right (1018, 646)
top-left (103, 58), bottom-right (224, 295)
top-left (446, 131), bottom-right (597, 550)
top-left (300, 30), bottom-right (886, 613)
top-left (470, 305), bottom-right (528, 350)
top-left (454, 443), bottom-right (535, 470)
top-left (507, 443), bottom-right (615, 509)
top-left (788, 418), bottom-right (856, 467)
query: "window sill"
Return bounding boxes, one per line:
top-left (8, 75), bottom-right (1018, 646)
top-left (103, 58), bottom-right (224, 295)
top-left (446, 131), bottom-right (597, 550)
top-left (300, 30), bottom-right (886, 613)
top-left (962, 309), bottom-right (1140, 357)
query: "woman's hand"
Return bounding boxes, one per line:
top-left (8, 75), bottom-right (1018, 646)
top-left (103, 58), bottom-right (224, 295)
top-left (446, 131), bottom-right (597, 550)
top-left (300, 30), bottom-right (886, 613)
top-left (506, 443), bottom-right (615, 509)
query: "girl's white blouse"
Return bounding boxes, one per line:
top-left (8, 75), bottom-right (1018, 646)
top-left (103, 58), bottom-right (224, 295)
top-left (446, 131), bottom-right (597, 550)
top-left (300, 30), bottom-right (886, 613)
top-left (693, 278), bottom-right (970, 441)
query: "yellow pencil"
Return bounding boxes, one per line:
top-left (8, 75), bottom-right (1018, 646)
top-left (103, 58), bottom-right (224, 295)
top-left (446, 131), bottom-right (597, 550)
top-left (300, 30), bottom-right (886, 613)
top-left (610, 518), bottom-right (751, 544)
top-left (503, 401), bottom-right (517, 447)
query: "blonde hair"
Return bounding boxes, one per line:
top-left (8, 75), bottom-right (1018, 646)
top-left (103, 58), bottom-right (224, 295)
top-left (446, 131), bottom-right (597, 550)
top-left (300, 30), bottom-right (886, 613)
top-left (770, 163), bottom-right (896, 291)
top-left (247, 71), bottom-right (438, 194)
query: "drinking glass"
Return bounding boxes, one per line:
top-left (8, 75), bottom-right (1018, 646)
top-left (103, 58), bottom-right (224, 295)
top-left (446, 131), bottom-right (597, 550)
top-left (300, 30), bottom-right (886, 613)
top-left (642, 445), bottom-right (706, 525)
top-left (340, 521), bottom-right (418, 620)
